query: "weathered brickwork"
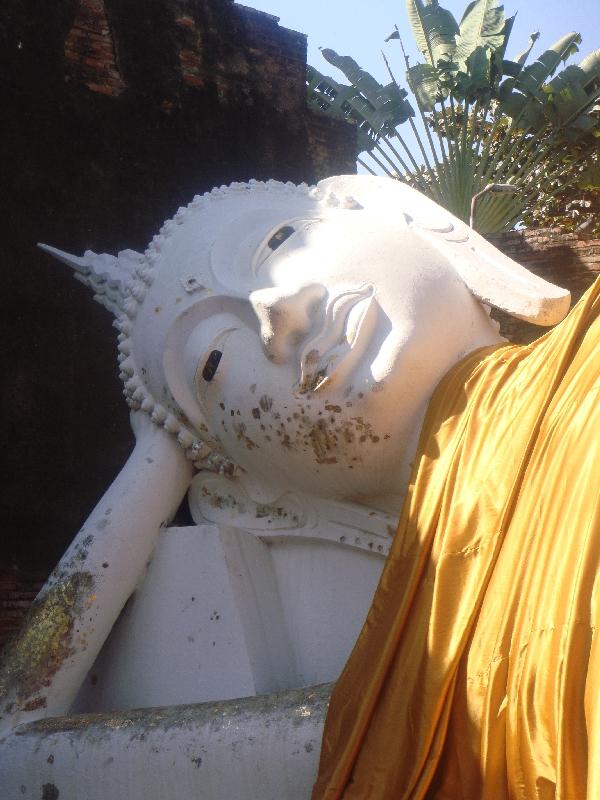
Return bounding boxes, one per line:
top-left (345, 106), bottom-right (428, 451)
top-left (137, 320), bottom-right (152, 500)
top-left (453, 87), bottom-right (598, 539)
top-left (60, 0), bottom-right (356, 183)
top-left (64, 0), bottom-right (125, 96)
top-left (176, 13), bottom-right (205, 89)
top-left (306, 112), bottom-right (357, 187)
top-left (169, 3), bottom-right (308, 110)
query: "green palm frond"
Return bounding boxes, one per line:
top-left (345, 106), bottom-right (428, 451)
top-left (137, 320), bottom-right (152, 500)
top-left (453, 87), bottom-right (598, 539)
top-left (306, 62), bottom-right (414, 163)
top-left (544, 49), bottom-right (600, 133)
top-left (407, 63), bottom-right (446, 110)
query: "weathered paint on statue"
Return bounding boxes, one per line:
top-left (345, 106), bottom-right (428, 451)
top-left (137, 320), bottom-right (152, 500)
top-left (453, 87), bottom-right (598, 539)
top-left (0, 175), bottom-right (570, 799)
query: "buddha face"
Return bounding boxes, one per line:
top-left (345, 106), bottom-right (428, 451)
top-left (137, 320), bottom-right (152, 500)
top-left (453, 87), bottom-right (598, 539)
top-left (152, 177), bottom-right (501, 508)
top-left (44, 175), bottom-right (570, 508)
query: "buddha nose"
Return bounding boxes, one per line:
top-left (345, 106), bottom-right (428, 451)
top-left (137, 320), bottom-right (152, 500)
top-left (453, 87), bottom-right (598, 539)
top-left (249, 283), bottom-right (327, 364)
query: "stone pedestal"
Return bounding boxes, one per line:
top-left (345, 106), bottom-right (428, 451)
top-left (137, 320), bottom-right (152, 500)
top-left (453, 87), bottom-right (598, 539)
top-left (73, 514), bottom-right (389, 711)
top-left (1, 684), bottom-right (330, 800)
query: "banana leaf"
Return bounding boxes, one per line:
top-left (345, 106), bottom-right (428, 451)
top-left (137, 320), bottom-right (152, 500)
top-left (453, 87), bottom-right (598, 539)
top-left (524, 49), bottom-right (600, 143)
top-left (497, 13), bottom-right (516, 61)
top-left (452, 9), bottom-right (513, 99)
top-left (579, 48), bottom-right (600, 87)
top-left (503, 30), bottom-right (539, 79)
top-left (513, 32), bottom-right (582, 97)
top-left (493, 13), bottom-right (516, 76)
top-left (454, 0), bottom-right (506, 71)
top-left (319, 49), bottom-right (414, 127)
top-left (407, 62), bottom-right (445, 110)
top-left (321, 49), bottom-right (389, 107)
top-left (498, 32), bottom-right (583, 130)
top-left (461, 44), bottom-right (494, 94)
top-left (544, 73), bottom-right (591, 124)
top-left (306, 64), bottom-right (414, 154)
top-left (498, 90), bottom-right (547, 129)
top-left (306, 66), bottom-right (356, 121)
top-left (513, 30), bottom-right (540, 68)
top-left (577, 159), bottom-right (600, 189)
top-left (405, 0), bottom-right (459, 67)
top-left (544, 49), bottom-right (600, 121)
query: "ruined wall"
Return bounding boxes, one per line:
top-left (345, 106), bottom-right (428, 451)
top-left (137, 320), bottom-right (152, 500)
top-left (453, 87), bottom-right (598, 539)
top-left (0, 0), bottom-right (356, 597)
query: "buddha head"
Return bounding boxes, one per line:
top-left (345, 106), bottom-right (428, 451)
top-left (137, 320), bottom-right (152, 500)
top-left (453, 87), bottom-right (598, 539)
top-left (41, 175), bottom-right (570, 508)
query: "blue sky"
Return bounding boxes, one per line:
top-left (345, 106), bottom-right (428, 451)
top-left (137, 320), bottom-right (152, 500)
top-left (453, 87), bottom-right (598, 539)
top-left (243, 0), bottom-right (600, 85)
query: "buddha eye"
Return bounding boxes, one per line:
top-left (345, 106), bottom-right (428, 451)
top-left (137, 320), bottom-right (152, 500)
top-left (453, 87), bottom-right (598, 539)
top-left (202, 349), bottom-right (223, 382)
top-left (253, 219), bottom-right (318, 275)
top-left (267, 225), bottom-right (295, 251)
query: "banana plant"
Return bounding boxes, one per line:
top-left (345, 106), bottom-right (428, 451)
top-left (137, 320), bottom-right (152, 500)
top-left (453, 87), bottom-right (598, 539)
top-left (306, 0), bottom-right (600, 234)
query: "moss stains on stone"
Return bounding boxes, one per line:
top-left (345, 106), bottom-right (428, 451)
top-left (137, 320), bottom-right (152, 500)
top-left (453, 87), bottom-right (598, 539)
top-left (0, 572), bottom-right (95, 710)
top-left (17, 683), bottom-right (332, 742)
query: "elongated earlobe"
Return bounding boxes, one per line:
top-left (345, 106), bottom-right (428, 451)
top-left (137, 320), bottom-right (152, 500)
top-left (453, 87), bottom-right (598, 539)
top-left (448, 227), bottom-right (571, 326)
top-left (405, 203), bottom-right (570, 327)
top-left (316, 174), bottom-right (571, 327)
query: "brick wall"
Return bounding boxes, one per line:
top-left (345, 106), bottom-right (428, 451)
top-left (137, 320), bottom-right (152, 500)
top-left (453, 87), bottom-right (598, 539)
top-left (64, 0), bottom-right (126, 96)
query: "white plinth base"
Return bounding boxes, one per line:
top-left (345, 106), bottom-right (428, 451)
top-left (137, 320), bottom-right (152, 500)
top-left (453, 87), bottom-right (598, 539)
top-left (74, 523), bottom-right (384, 711)
top-left (1, 684), bottom-right (330, 800)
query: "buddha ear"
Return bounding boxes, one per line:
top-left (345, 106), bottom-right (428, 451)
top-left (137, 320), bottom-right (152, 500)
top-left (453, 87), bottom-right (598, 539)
top-left (319, 175), bottom-right (571, 326)
top-left (449, 227), bottom-right (570, 326)
top-left (409, 217), bottom-right (571, 326)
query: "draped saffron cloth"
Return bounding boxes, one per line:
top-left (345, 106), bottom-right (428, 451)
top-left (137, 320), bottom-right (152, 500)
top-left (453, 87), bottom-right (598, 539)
top-left (312, 277), bottom-right (600, 799)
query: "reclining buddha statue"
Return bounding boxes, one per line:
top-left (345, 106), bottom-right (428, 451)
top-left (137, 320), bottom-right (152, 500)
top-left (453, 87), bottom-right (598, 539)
top-left (0, 175), bottom-right (573, 799)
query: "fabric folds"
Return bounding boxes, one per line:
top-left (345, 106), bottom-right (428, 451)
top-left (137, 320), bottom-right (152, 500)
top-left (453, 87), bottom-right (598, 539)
top-left (312, 278), bottom-right (600, 799)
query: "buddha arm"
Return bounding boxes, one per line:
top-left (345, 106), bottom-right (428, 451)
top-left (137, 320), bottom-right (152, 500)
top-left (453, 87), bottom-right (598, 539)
top-left (0, 412), bottom-right (193, 733)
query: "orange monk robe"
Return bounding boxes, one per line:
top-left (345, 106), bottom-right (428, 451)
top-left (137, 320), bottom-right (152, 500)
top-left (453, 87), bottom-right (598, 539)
top-left (312, 277), bottom-right (600, 799)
